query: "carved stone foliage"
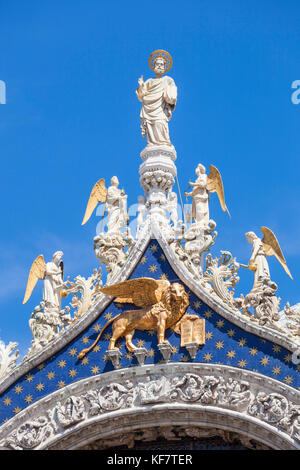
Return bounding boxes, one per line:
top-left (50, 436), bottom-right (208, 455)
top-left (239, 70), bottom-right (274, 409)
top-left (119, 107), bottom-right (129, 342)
top-left (63, 269), bottom-right (103, 321)
top-left (240, 277), bottom-right (284, 332)
top-left (3, 415), bottom-right (55, 450)
top-left (169, 223), bottom-right (217, 282)
top-left (203, 251), bottom-right (240, 310)
top-left (54, 396), bottom-right (85, 429)
top-left (84, 380), bottom-right (134, 414)
top-left (1, 368), bottom-right (298, 450)
top-left (248, 392), bottom-right (300, 443)
top-left (94, 230), bottom-right (134, 284)
top-left (0, 342), bottom-right (19, 380)
top-left (24, 301), bottom-right (72, 360)
top-left (169, 374), bottom-right (252, 408)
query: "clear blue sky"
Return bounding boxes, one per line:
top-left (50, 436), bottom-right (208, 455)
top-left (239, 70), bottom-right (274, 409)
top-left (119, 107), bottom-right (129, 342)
top-left (0, 0), bottom-right (299, 357)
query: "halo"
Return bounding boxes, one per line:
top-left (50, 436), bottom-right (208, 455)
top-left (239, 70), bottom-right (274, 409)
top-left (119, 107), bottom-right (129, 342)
top-left (148, 50), bottom-right (173, 74)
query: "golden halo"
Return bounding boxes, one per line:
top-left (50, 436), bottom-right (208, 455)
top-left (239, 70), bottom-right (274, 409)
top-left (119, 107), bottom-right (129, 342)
top-left (148, 50), bottom-right (173, 74)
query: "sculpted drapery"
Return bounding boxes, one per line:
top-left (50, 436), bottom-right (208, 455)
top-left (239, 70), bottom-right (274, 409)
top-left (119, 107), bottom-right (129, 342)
top-left (136, 76), bottom-right (177, 147)
top-left (106, 177), bottom-right (128, 233)
top-left (136, 52), bottom-right (177, 147)
top-left (43, 252), bottom-right (64, 311)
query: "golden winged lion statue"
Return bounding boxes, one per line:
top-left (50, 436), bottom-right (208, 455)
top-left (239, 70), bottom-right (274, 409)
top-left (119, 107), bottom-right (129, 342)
top-left (185, 164), bottom-right (230, 227)
top-left (77, 277), bottom-right (189, 359)
top-left (243, 227), bottom-right (293, 290)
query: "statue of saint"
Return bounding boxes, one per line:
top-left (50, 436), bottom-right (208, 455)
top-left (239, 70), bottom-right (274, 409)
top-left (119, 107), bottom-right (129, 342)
top-left (136, 50), bottom-right (177, 147)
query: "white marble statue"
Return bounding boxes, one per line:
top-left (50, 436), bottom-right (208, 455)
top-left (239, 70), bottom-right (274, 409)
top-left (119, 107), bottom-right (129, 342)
top-left (185, 164), bottom-right (209, 227)
top-left (245, 232), bottom-right (270, 290)
top-left (136, 50), bottom-right (177, 147)
top-left (106, 176), bottom-right (129, 233)
top-left (82, 176), bottom-right (129, 234)
top-left (185, 164), bottom-right (229, 228)
top-left (43, 251), bottom-right (64, 312)
top-left (23, 251), bottom-right (64, 313)
top-left (243, 228), bottom-right (292, 291)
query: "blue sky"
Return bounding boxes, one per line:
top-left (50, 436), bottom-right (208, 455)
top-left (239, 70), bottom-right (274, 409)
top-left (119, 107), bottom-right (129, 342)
top-left (0, 0), bottom-right (299, 358)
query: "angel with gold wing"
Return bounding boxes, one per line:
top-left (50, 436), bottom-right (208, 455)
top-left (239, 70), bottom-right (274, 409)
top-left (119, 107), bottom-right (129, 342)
top-left (81, 176), bottom-right (129, 233)
top-left (77, 277), bottom-right (189, 359)
top-left (242, 227), bottom-right (293, 290)
top-left (23, 251), bottom-right (64, 312)
top-left (184, 164), bottom-right (230, 227)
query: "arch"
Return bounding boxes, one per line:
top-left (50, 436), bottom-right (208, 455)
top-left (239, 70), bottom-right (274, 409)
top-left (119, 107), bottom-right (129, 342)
top-left (0, 363), bottom-right (298, 450)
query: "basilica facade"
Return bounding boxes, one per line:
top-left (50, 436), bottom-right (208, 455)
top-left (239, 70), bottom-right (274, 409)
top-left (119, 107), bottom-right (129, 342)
top-left (0, 51), bottom-right (299, 451)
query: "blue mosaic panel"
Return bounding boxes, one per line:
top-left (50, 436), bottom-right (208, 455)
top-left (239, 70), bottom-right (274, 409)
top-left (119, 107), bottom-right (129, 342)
top-left (0, 240), bottom-right (299, 424)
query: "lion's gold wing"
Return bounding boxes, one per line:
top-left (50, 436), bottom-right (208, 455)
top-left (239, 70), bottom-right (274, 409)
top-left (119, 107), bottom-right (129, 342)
top-left (100, 277), bottom-right (170, 307)
top-left (206, 165), bottom-right (230, 217)
top-left (23, 255), bottom-right (46, 304)
top-left (261, 226), bottom-right (293, 279)
top-left (82, 179), bottom-right (108, 225)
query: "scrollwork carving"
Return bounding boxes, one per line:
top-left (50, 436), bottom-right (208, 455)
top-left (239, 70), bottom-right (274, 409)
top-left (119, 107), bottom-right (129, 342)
top-left (54, 395), bottom-right (85, 428)
top-left (2, 416), bottom-right (54, 450)
top-left (203, 251), bottom-right (240, 310)
top-left (94, 230), bottom-right (134, 283)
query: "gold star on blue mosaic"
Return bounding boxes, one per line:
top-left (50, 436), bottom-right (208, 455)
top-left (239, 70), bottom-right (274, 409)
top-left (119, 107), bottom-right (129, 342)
top-left (227, 350), bottom-right (236, 359)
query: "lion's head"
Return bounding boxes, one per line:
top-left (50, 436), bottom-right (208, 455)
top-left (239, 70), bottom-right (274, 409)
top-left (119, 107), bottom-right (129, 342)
top-left (161, 282), bottom-right (189, 316)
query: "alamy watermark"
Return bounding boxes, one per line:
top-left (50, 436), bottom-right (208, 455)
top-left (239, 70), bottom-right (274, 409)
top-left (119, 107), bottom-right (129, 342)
top-left (0, 80), bottom-right (6, 104)
top-left (94, 201), bottom-right (192, 239)
top-left (291, 80), bottom-right (300, 104)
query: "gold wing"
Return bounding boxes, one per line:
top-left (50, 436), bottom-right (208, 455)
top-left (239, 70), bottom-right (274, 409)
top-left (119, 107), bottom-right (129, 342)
top-left (81, 179), bottom-right (108, 225)
top-left (261, 227), bottom-right (293, 279)
top-left (100, 277), bottom-right (170, 307)
top-left (23, 255), bottom-right (46, 304)
top-left (206, 165), bottom-right (230, 217)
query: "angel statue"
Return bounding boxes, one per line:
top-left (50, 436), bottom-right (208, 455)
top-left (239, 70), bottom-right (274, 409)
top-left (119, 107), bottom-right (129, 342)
top-left (77, 277), bottom-right (189, 359)
top-left (23, 251), bottom-right (65, 312)
top-left (242, 227), bottom-right (293, 290)
top-left (185, 164), bottom-right (230, 228)
top-left (136, 50), bottom-right (177, 147)
top-left (82, 176), bottom-right (129, 234)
